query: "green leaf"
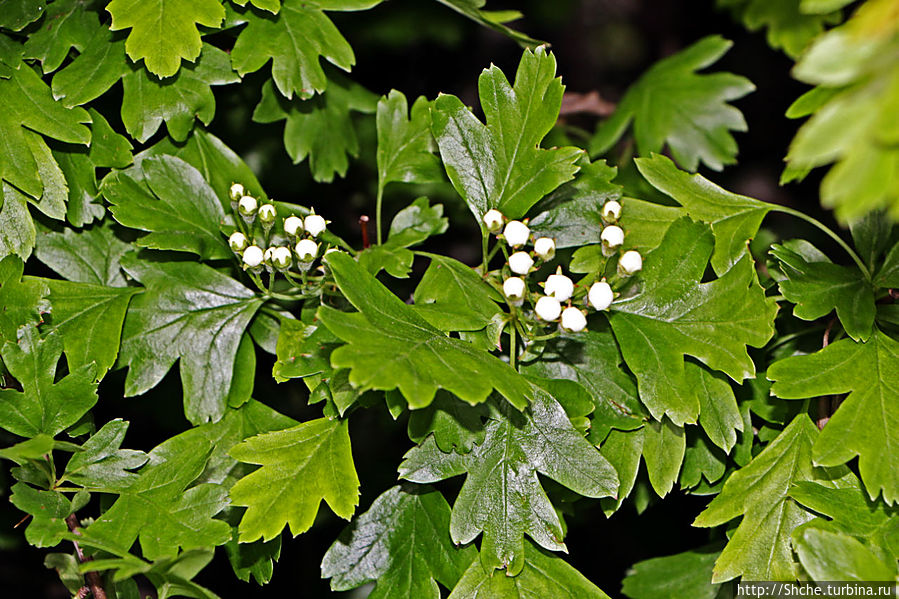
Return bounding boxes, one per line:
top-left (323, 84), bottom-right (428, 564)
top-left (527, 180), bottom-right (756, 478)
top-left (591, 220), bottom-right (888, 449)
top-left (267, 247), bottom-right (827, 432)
top-left (52, 149), bottom-right (102, 228)
top-left (621, 544), bottom-right (723, 599)
top-left (768, 329), bottom-right (899, 504)
top-left (231, 0), bottom-right (281, 13)
top-left (447, 540), bottom-right (611, 599)
top-left (117, 255), bottom-right (263, 424)
top-left (103, 155), bottom-right (229, 259)
top-left (434, 0), bottom-right (541, 48)
top-left (377, 91), bottom-right (443, 192)
top-left (598, 428), bottom-right (644, 515)
top-left (693, 415), bottom-right (840, 582)
top-left (253, 75), bottom-right (377, 182)
top-left (41, 278), bottom-right (138, 374)
top-left (320, 251), bottom-right (534, 410)
top-left (229, 416), bottom-right (360, 542)
top-left (22, 0), bottom-right (95, 74)
top-left (399, 389), bottom-right (618, 575)
top-left (591, 36), bottom-right (754, 171)
top-left (9, 483), bottom-right (71, 547)
top-left (386, 197), bottom-right (449, 247)
top-left (609, 218), bottom-right (776, 425)
top-left (0, 325), bottom-right (97, 438)
top-left (680, 427), bottom-right (727, 490)
top-left (85, 433), bottom-right (231, 560)
top-left (61, 419), bottom-right (148, 490)
top-left (50, 26), bottom-right (128, 108)
top-left (322, 484), bottom-right (476, 599)
top-left (231, 0), bottom-right (358, 99)
top-left (0, 434), bottom-right (54, 464)
top-left (635, 154), bottom-right (772, 275)
top-left (642, 418), bottom-right (685, 497)
top-left (721, 0), bottom-right (841, 58)
top-left (0, 255), bottom-right (49, 345)
top-left (770, 242), bottom-right (875, 341)
top-left (431, 46), bottom-right (583, 222)
top-left (412, 253), bottom-right (502, 332)
top-left (0, 61), bottom-right (90, 199)
top-left (23, 128), bottom-right (68, 220)
top-left (407, 392), bottom-right (489, 454)
top-left (0, 182), bottom-right (36, 259)
top-left (106, 0), bottom-right (225, 78)
top-left (35, 222), bottom-right (131, 287)
top-left (875, 237), bottom-right (899, 288)
top-left (0, 0), bottom-right (46, 31)
top-left (690, 362), bottom-right (743, 453)
top-left (528, 158), bottom-right (623, 249)
top-left (272, 319), bottom-right (338, 381)
top-left (794, 528), bottom-right (897, 580)
top-left (121, 45), bottom-right (239, 143)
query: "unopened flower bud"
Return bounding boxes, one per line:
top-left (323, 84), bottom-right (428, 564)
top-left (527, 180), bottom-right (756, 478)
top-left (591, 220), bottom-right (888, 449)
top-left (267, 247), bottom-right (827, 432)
top-left (483, 209), bottom-right (504, 233)
top-left (258, 203), bottom-right (277, 225)
top-left (230, 183), bottom-right (245, 203)
top-left (601, 225), bottom-right (624, 250)
top-left (502, 220), bottom-right (530, 248)
top-left (228, 232), bottom-right (248, 253)
top-left (544, 271), bottom-right (574, 302)
top-left (560, 307), bottom-right (587, 332)
top-left (284, 215), bottom-right (303, 236)
top-left (503, 277), bottom-right (526, 304)
top-left (238, 195), bottom-right (258, 218)
top-left (588, 281), bottom-right (613, 311)
top-left (534, 237), bottom-right (555, 261)
top-left (242, 245), bottom-right (264, 268)
top-left (272, 246), bottom-right (292, 270)
top-left (602, 200), bottom-right (622, 223)
top-left (508, 251), bottom-right (534, 275)
top-left (304, 214), bottom-right (327, 237)
top-left (263, 247), bottom-right (274, 263)
top-left (535, 296), bottom-right (562, 322)
top-left (295, 239), bottom-right (319, 263)
top-left (619, 250), bottom-right (643, 276)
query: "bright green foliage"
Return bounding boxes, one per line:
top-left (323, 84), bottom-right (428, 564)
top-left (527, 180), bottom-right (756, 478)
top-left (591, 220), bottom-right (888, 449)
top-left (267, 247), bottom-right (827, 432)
top-left (103, 156), bottom-right (229, 260)
top-left (85, 434), bottom-right (231, 560)
top-left (399, 390), bottom-right (618, 575)
top-left (680, 428), bottom-right (726, 490)
top-left (770, 242), bottom-right (874, 341)
top-left (407, 392), bottom-right (490, 453)
top-left (61, 419), bottom-right (148, 490)
top-left (22, 0), bottom-right (95, 73)
top-left (120, 45), bottom-right (239, 142)
top-left (43, 279), bottom-right (138, 374)
top-left (0, 255), bottom-right (49, 345)
top-left (794, 528), bottom-right (897, 580)
top-left (621, 545), bottom-right (722, 599)
top-left (635, 154), bottom-right (771, 275)
top-left (35, 223), bottom-right (130, 287)
top-left (50, 28), bottom-right (127, 108)
top-left (0, 326), bottom-right (97, 438)
top-left (694, 415), bottom-right (840, 582)
top-left (9, 483), bottom-right (73, 547)
top-left (320, 251), bottom-right (533, 409)
top-left (690, 362), bottom-right (743, 453)
top-left (86, 108), bottom-right (133, 169)
top-left (0, 434), bottom-right (54, 464)
top-left (768, 329), bottom-right (899, 504)
top-left (718, 0), bottom-right (841, 57)
top-left (322, 484), bottom-right (477, 598)
top-left (431, 47), bottom-right (583, 222)
top-left (642, 418), bottom-right (685, 497)
top-left (609, 218), bottom-right (776, 425)
top-left (106, 0), bottom-right (225, 78)
top-left (785, 0), bottom-right (899, 222)
top-left (231, 0), bottom-right (359, 99)
top-left (360, 199), bottom-right (449, 278)
top-left (376, 91), bottom-right (443, 192)
top-left (229, 417), bottom-right (360, 542)
top-left (447, 541), bottom-right (611, 599)
top-left (253, 77), bottom-right (377, 182)
top-left (0, 183), bottom-right (36, 259)
top-left (231, 0), bottom-right (282, 13)
top-left (591, 36), bottom-right (754, 171)
top-left (117, 256), bottom-right (263, 424)
top-left (413, 254), bottom-right (502, 331)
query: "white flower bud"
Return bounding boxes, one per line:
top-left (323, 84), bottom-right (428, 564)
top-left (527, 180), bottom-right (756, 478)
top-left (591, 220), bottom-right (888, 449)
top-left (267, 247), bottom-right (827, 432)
top-left (561, 307), bottom-right (587, 332)
top-left (230, 183), bottom-right (245, 202)
top-left (284, 215), bottom-right (303, 236)
top-left (258, 203), bottom-right (277, 224)
top-left (588, 281), bottom-right (613, 311)
top-left (508, 251), bottom-right (534, 275)
top-left (535, 296), bottom-right (562, 322)
top-left (263, 247), bottom-right (274, 264)
top-left (304, 214), bottom-right (327, 237)
top-left (483, 209), bottom-right (504, 233)
top-left (272, 246), bottom-right (292, 270)
top-left (503, 277), bottom-right (526, 304)
top-left (502, 220), bottom-right (530, 247)
top-left (238, 195), bottom-right (258, 217)
top-left (295, 239), bottom-right (319, 262)
top-left (544, 272), bottom-right (574, 302)
top-left (242, 245), bottom-right (264, 268)
top-left (619, 250), bottom-right (643, 275)
top-left (601, 225), bottom-right (624, 249)
top-left (228, 232), bottom-right (248, 252)
top-left (602, 200), bottom-right (622, 223)
top-left (534, 237), bottom-right (555, 261)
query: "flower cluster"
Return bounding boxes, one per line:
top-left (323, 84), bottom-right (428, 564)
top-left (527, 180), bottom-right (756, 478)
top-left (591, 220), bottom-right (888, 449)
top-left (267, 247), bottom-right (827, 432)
top-left (483, 201), bottom-right (642, 335)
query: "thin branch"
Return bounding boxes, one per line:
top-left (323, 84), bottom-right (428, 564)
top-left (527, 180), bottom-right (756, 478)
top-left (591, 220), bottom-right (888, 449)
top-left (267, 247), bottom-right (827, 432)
top-left (65, 514), bottom-right (107, 599)
top-left (816, 318), bottom-right (837, 430)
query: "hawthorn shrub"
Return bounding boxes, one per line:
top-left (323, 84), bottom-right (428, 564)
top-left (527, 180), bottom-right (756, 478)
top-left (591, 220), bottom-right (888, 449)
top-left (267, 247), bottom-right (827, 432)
top-left (1, 0), bottom-right (897, 597)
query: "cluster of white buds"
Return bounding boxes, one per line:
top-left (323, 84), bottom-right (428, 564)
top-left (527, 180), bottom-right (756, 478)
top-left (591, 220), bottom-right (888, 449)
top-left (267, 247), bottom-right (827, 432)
top-left (598, 200), bottom-right (642, 277)
top-left (534, 269), bottom-right (587, 332)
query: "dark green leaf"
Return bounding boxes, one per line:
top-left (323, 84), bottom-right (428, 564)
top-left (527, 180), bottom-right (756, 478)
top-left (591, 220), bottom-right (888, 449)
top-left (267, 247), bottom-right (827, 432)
top-left (794, 528), bottom-right (897, 580)
top-left (0, 182), bottom-right (36, 259)
top-left (35, 222), bottom-right (131, 287)
top-left (61, 419), bottom-right (148, 490)
top-left (407, 391), bottom-right (489, 454)
top-left (22, 0), bottom-right (94, 73)
top-left (721, 0), bottom-right (841, 58)
top-left (690, 362), bottom-right (743, 453)
top-left (0, 0), bottom-right (46, 31)
top-left (621, 544), bottom-right (723, 599)
top-left (51, 27), bottom-right (129, 107)
top-left (9, 483), bottom-right (71, 547)
top-left (642, 418), bottom-right (685, 497)
top-left (0, 255), bottom-right (49, 345)
top-left (598, 427), bottom-right (644, 515)
top-left (413, 253), bottom-right (501, 332)
top-left (377, 91), bottom-right (443, 191)
top-left (434, 0), bottom-right (541, 48)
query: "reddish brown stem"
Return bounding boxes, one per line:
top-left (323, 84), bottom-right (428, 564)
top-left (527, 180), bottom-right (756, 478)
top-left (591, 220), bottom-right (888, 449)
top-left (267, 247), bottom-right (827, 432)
top-left (65, 514), bottom-right (107, 599)
top-left (816, 318), bottom-right (837, 430)
top-left (359, 215), bottom-right (371, 249)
